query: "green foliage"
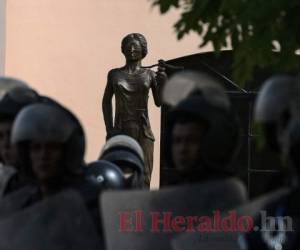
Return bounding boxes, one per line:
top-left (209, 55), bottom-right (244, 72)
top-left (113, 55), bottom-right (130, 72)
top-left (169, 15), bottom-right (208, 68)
top-left (152, 0), bottom-right (300, 85)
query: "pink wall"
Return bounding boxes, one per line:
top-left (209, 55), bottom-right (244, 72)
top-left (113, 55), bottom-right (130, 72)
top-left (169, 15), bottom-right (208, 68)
top-left (5, 0), bottom-right (211, 187)
top-left (0, 0), bottom-right (5, 73)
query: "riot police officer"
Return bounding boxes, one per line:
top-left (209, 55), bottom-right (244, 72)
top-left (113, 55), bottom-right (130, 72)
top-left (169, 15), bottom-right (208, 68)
top-left (237, 75), bottom-right (300, 250)
top-left (162, 71), bottom-right (241, 185)
top-left (10, 102), bottom-right (101, 211)
top-left (254, 74), bottom-right (299, 192)
top-left (99, 134), bottom-right (145, 189)
top-left (254, 74), bottom-right (297, 152)
top-left (10, 101), bottom-right (107, 246)
top-left (239, 118), bottom-right (300, 250)
top-left (0, 77), bottom-right (40, 196)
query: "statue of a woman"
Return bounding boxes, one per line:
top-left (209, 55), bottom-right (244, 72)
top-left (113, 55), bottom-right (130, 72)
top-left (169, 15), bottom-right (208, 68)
top-left (102, 33), bottom-right (166, 187)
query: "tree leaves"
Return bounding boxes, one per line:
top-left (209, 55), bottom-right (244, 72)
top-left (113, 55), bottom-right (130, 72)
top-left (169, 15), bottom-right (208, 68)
top-left (152, 0), bottom-right (180, 14)
top-left (151, 0), bottom-right (300, 86)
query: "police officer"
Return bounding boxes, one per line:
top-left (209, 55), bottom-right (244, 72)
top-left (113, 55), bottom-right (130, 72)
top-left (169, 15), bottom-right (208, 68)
top-left (0, 77), bottom-right (40, 196)
top-left (10, 102), bottom-right (101, 210)
top-left (161, 71), bottom-right (240, 185)
top-left (237, 75), bottom-right (300, 250)
top-left (7, 101), bottom-right (108, 248)
top-left (254, 74), bottom-right (297, 152)
top-left (239, 118), bottom-right (300, 250)
top-left (99, 134), bottom-right (145, 189)
top-left (254, 74), bottom-right (299, 192)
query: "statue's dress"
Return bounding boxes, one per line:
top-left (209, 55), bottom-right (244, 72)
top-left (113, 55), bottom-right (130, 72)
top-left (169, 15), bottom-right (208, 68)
top-left (107, 68), bottom-right (157, 186)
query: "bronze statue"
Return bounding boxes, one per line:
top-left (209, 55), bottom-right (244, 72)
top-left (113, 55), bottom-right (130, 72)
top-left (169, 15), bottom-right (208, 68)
top-left (102, 33), bottom-right (167, 187)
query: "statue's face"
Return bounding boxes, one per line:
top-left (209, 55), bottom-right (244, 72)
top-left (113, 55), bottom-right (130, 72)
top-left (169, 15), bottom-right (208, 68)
top-left (123, 39), bottom-right (143, 61)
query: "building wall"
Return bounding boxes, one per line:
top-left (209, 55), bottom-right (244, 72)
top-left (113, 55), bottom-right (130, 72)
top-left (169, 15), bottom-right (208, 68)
top-left (5, 0), bottom-right (211, 188)
top-left (0, 0), bottom-right (5, 74)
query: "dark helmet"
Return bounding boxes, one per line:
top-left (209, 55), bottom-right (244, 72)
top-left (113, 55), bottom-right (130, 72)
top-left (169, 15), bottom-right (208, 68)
top-left (11, 103), bottom-right (85, 176)
top-left (0, 77), bottom-right (29, 96)
top-left (0, 78), bottom-right (40, 121)
top-left (99, 135), bottom-right (144, 188)
top-left (0, 79), bottom-right (40, 166)
top-left (254, 74), bottom-right (296, 151)
top-left (163, 71), bottom-right (240, 175)
top-left (100, 135), bottom-right (144, 162)
top-left (86, 160), bottom-right (125, 190)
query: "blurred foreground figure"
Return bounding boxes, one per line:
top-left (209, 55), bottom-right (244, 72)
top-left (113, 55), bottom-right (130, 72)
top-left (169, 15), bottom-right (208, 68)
top-left (10, 103), bottom-right (101, 222)
top-left (239, 119), bottom-right (300, 250)
top-left (254, 75), bottom-right (299, 191)
top-left (162, 71), bottom-right (241, 185)
top-left (254, 74), bottom-right (297, 153)
top-left (99, 134), bottom-right (145, 189)
top-left (0, 101), bottom-right (104, 249)
top-left (238, 75), bottom-right (300, 250)
top-left (0, 190), bottom-right (102, 250)
top-left (0, 77), bottom-right (40, 197)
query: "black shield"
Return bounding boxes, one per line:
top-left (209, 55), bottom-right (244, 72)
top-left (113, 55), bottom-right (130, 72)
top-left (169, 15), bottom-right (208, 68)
top-left (0, 190), bottom-right (102, 250)
top-left (171, 231), bottom-right (240, 250)
top-left (100, 178), bottom-right (247, 250)
top-left (171, 188), bottom-right (289, 250)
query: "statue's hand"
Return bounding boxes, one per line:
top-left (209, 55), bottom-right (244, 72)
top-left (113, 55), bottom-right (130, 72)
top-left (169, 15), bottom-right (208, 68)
top-left (156, 62), bottom-right (168, 85)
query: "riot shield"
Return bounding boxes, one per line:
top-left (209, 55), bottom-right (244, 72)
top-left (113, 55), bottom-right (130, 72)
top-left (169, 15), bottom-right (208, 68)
top-left (0, 190), bottom-right (102, 250)
top-left (234, 187), bottom-right (290, 217)
top-left (100, 178), bottom-right (247, 250)
top-left (0, 165), bottom-right (17, 198)
top-left (171, 187), bottom-right (290, 250)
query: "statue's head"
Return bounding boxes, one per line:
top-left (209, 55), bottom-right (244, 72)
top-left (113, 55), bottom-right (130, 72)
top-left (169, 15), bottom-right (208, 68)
top-left (121, 33), bottom-right (148, 60)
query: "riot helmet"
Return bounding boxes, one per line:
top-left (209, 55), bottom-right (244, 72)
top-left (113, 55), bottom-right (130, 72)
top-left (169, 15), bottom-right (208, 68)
top-left (0, 77), bottom-right (29, 98)
top-left (254, 74), bottom-right (296, 152)
top-left (163, 70), bottom-right (231, 110)
top-left (86, 160), bottom-right (125, 190)
top-left (99, 135), bottom-right (144, 188)
top-left (0, 86), bottom-right (40, 121)
top-left (0, 78), bottom-right (40, 166)
top-left (11, 103), bottom-right (85, 182)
